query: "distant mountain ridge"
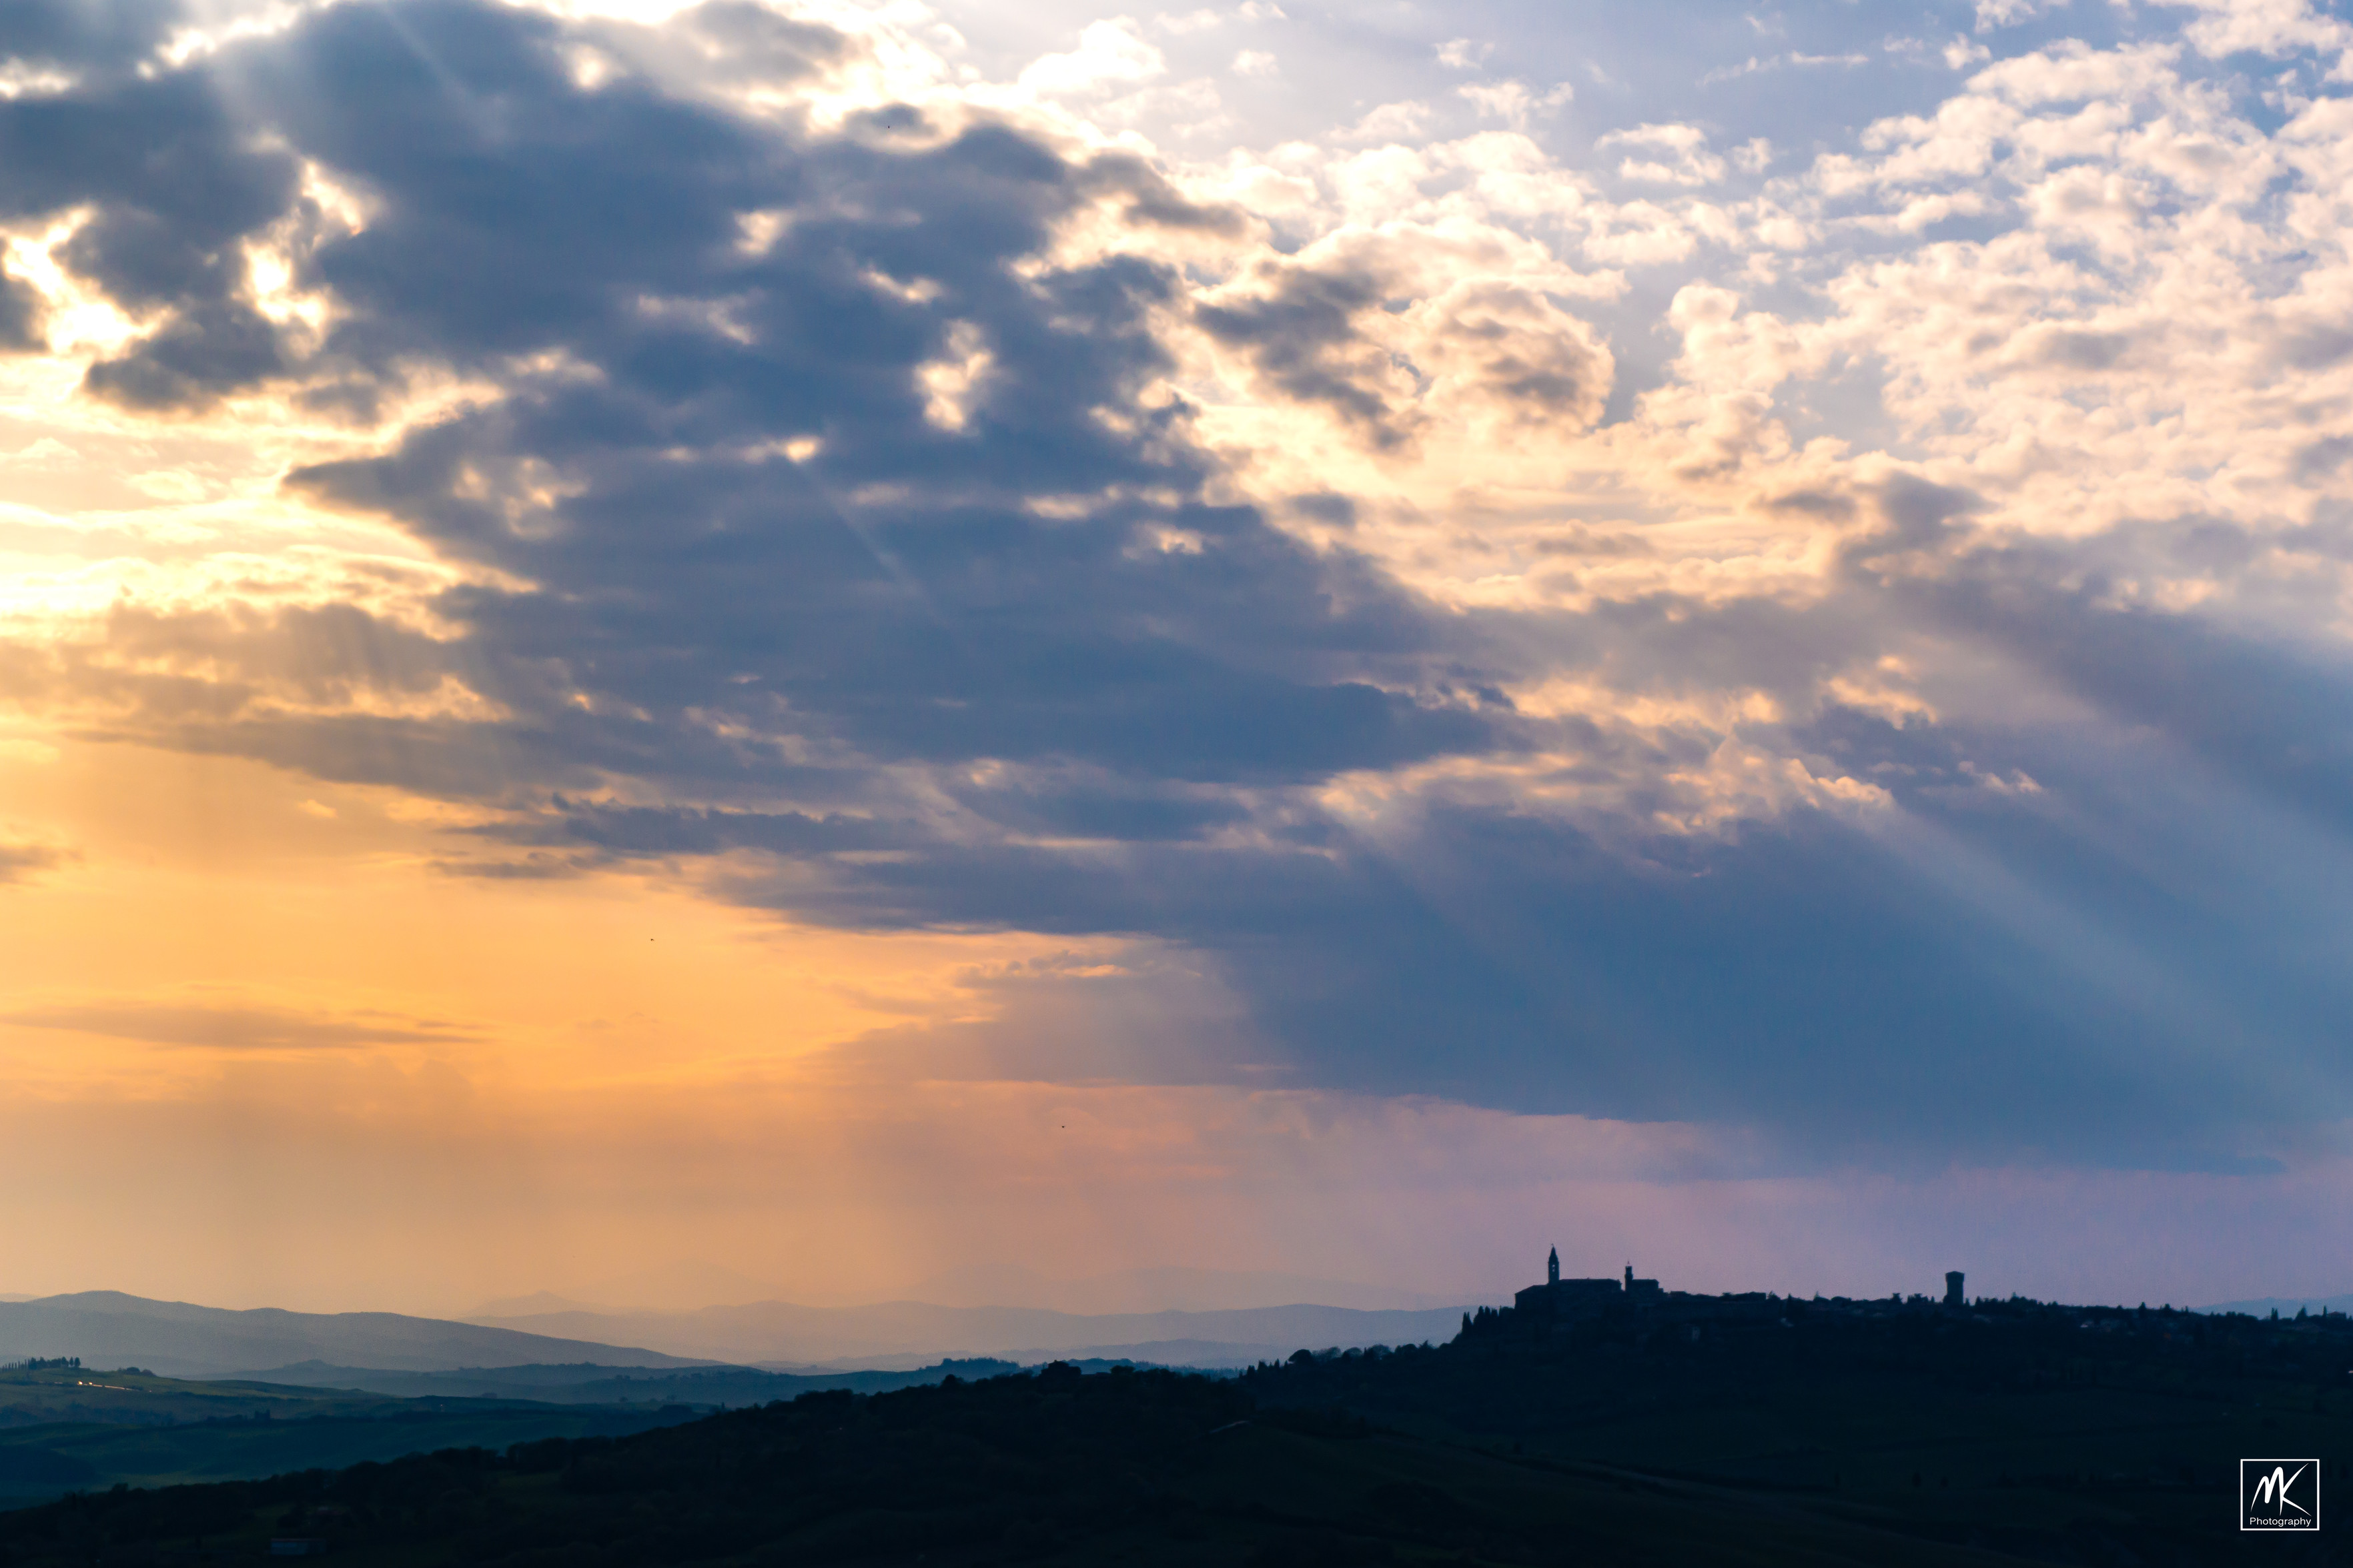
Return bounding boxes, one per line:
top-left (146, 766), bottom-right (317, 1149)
top-left (472, 1264), bottom-right (1478, 1319)
top-left (463, 1299), bottom-right (1484, 1366)
top-left (241, 1359), bottom-right (1033, 1404)
top-left (0, 1293), bottom-right (704, 1379)
top-left (0, 1291), bottom-right (1488, 1379)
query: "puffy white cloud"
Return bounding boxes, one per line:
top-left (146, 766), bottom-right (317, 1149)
top-left (1016, 15), bottom-right (1165, 98)
top-left (1456, 79), bottom-right (1572, 132)
top-left (1945, 35), bottom-right (1993, 69)
top-left (1434, 37), bottom-right (1488, 71)
top-left (1598, 122), bottom-right (1727, 185)
top-left (1975, 0), bottom-right (2069, 31)
top-left (2160, 0), bottom-right (2353, 60)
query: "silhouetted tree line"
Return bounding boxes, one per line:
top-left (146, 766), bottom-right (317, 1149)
top-left (0, 1365), bottom-right (1276, 1568)
top-left (1242, 1297), bottom-right (2353, 1443)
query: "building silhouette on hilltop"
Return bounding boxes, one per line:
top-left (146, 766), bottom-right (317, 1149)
top-left (1512, 1249), bottom-right (1657, 1319)
top-left (1461, 1250), bottom-right (1987, 1346)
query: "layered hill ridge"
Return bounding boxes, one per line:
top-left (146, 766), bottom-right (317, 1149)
top-left (462, 1299), bottom-right (1480, 1369)
top-left (0, 1293), bottom-right (702, 1380)
top-left (5, 1284), bottom-right (2312, 1382)
top-left (0, 1292), bottom-right (1484, 1379)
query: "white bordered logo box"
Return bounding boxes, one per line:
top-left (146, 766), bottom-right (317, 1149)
top-left (2242, 1459), bottom-right (2320, 1531)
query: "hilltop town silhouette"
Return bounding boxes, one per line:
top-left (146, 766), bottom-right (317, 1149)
top-left (1469, 1248), bottom-right (1983, 1340)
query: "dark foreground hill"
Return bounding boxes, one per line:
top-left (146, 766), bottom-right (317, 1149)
top-left (0, 1364), bottom-right (702, 1509)
top-left (3, 1298), bottom-right (2348, 1565)
top-left (0, 1365), bottom-right (2061, 1568)
top-left (1245, 1292), bottom-right (2353, 1565)
top-left (0, 1405), bottom-right (700, 1513)
top-left (0, 1358), bottom-right (1161, 1509)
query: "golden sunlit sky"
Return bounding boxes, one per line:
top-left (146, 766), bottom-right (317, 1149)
top-left (5, 0), bottom-right (2353, 1317)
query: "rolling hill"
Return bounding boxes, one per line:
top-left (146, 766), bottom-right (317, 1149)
top-left (463, 1299), bottom-right (1480, 1367)
top-left (0, 1294), bottom-right (702, 1379)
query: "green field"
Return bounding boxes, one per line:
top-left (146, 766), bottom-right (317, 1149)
top-left (0, 1365), bottom-right (416, 1429)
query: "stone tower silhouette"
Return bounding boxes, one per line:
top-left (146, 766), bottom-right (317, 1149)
top-left (1548, 1247), bottom-right (1559, 1286)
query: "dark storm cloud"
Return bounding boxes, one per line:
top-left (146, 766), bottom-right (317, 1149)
top-left (432, 852), bottom-right (593, 879)
top-left (476, 800), bottom-right (893, 856)
top-left (1846, 519), bottom-right (2353, 836)
top-left (749, 700), bottom-right (2353, 1171)
top-left (580, 0), bottom-right (853, 92)
top-left (1196, 263), bottom-right (1401, 444)
top-left (83, 295), bottom-right (289, 408)
top-left (937, 770), bottom-right (1254, 843)
top-left (99, 602), bottom-right (464, 707)
top-left (232, 0), bottom-right (775, 376)
top-left (0, 0), bottom-right (180, 74)
top-left (11, 0), bottom-right (2351, 1169)
top-left (0, 65), bottom-right (300, 406)
top-left (237, 0), bottom-right (1486, 794)
top-left (1, 0), bottom-right (1483, 796)
top-left (728, 516), bottom-right (2353, 1172)
top-left (0, 265), bottom-right (43, 353)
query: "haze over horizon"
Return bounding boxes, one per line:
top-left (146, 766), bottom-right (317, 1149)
top-left (3, 0), bottom-right (2352, 1319)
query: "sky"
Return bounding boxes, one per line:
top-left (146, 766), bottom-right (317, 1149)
top-left (2, 0), bottom-right (2352, 1317)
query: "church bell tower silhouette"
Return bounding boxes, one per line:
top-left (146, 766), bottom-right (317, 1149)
top-left (1547, 1247), bottom-right (1559, 1286)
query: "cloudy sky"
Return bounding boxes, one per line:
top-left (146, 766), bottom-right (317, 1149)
top-left (2, 0), bottom-right (2350, 1315)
